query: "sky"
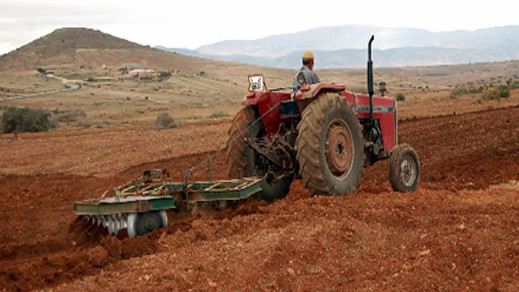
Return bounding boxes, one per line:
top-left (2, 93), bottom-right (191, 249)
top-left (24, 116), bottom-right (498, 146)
top-left (0, 0), bottom-right (517, 55)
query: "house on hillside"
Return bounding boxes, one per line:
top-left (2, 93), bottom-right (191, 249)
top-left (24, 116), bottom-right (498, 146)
top-left (128, 69), bottom-right (156, 79)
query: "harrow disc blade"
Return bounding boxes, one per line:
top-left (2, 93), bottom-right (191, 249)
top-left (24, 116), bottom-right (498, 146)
top-left (120, 217), bottom-right (127, 229)
top-left (126, 211), bottom-right (168, 238)
top-left (113, 215), bottom-right (121, 235)
top-left (102, 216), bottom-right (108, 228)
top-left (107, 217), bottom-right (115, 235)
top-left (159, 210), bottom-right (168, 227)
top-left (76, 210), bottom-right (167, 238)
top-left (127, 213), bottom-right (138, 238)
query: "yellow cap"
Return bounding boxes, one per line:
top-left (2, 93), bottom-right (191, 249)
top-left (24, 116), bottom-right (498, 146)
top-left (302, 50), bottom-right (314, 60)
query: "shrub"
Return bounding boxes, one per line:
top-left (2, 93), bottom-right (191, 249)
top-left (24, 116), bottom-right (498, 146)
top-left (449, 87), bottom-right (484, 99)
top-left (1, 107), bottom-right (57, 134)
top-left (499, 86), bottom-right (511, 98)
top-left (159, 71), bottom-right (171, 78)
top-left (395, 93), bottom-right (405, 101)
top-left (152, 112), bottom-right (181, 129)
top-left (36, 68), bottom-right (47, 75)
top-left (481, 85), bottom-right (510, 100)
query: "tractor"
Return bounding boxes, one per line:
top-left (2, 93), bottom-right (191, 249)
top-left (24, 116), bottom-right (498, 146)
top-left (225, 36), bottom-right (420, 200)
top-left (73, 36), bottom-right (420, 238)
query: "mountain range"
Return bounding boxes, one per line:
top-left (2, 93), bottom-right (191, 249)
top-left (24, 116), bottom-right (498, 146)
top-left (157, 25), bottom-right (519, 68)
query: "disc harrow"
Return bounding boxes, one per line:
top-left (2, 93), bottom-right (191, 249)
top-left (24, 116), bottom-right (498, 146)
top-left (74, 169), bottom-right (262, 237)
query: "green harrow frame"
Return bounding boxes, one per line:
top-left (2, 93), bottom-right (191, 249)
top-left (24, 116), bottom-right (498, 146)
top-left (74, 169), bottom-right (262, 237)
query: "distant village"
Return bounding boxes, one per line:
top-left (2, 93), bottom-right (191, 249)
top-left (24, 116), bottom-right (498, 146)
top-left (119, 60), bottom-right (156, 79)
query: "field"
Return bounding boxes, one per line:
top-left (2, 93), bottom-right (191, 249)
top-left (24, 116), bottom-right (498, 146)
top-left (1, 28), bottom-right (519, 290)
top-left (1, 84), bottom-right (518, 290)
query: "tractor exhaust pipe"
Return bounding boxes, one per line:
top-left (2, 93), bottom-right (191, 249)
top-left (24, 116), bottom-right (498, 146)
top-left (367, 35), bottom-right (375, 122)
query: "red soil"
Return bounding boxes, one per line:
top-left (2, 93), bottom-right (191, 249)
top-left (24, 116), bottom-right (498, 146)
top-left (1, 105), bottom-right (518, 291)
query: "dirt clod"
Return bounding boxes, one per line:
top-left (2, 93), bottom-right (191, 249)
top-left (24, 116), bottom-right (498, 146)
top-left (87, 246), bottom-right (109, 268)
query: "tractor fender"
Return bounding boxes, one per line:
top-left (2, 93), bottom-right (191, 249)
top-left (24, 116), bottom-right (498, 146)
top-left (295, 83), bottom-right (346, 100)
top-left (241, 95), bottom-right (250, 106)
top-left (241, 91), bottom-right (265, 106)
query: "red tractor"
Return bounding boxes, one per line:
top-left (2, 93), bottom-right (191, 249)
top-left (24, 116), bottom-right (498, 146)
top-left (72, 36), bottom-right (421, 238)
top-left (226, 36), bottom-right (420, 200)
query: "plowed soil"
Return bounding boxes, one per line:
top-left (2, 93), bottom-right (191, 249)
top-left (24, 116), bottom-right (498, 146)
top-left (1, 102), bottom-right (519, 291)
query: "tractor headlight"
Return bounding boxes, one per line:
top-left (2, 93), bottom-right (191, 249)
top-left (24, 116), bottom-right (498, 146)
top-left (248, 75), bottom-right (264, 91)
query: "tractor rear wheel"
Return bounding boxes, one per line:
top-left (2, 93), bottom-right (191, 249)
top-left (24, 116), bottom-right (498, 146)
top-left (296, 93), bottom-right (364, 196)
top-left (226, 107), bottom-right (292, 201)
top-left (389, 144), bottom-right (420, 192)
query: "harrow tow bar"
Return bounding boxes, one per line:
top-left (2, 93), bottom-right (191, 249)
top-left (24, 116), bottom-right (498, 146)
top-left (74, 97), bottom-right (284, 238)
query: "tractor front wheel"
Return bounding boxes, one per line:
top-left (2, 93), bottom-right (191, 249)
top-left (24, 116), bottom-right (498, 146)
top-left (389, 144), bottom-right (420, 192)
top-left (296, 93), bottom-right (364, 196)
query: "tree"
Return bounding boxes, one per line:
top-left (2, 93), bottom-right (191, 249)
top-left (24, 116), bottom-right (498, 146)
top-left (1, 107), bottom-right (57, 138)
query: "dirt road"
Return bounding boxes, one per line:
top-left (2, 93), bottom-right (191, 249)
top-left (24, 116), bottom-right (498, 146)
top-left (1, 105), bottom-right (518, 291)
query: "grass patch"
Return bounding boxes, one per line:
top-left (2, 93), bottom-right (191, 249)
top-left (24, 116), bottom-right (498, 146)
top-left (58, 72), bottom-right (92, 80)
top-left (72, 120), bottom-right (115, 128)
top-left (349, 87), bottom-right (368, 94)
top-left (181, 115), bottom-right (203, 121)
top-left (208, 111), bottom-right (230, 119)
top-left (51, 109), bottom-right (86, 122)
top-left (449, 86), bottom-right (484, 99)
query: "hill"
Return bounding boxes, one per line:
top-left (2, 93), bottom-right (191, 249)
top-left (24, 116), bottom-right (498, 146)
top-left (0, 28), bottom-right (139, 71)
top-left (0, 28), bottom-right (264, 75)
top-left (159, 25), bottom-right (519, 68)
top-left (0, 27), bottom-right (296, 124)
top-left (1, 27), bottom-right (517, 124)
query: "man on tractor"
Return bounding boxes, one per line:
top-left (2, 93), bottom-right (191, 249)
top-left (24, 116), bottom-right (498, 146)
top-left (293, 50), bottom-right (320, 90)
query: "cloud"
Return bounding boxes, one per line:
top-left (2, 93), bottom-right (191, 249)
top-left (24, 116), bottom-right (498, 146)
top-left (0, 0), bottom-right (517, 55)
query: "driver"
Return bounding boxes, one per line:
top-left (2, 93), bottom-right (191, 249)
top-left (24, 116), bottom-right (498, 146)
top-left (293, 50), bottom-right (320, 90)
